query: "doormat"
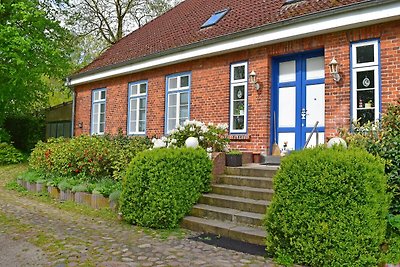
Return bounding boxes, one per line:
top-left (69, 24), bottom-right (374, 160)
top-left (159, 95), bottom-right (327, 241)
top-left (189, 233), bottom-right (266, 256)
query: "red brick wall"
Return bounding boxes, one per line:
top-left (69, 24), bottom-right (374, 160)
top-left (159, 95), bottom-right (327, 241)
top-left (74, 20), bottom-right (400, 153)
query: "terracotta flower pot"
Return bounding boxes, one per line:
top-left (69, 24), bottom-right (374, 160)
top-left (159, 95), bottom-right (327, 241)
top-left (226, 154), bottom-right (242, 167)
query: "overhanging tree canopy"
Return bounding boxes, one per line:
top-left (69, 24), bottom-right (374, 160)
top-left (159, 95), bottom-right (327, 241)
top-left (0, 0), bottom-right (72, 125)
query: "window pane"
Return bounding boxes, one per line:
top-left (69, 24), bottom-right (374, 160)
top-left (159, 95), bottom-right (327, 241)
top-left (169, 77), bottom-right (178, 89)
top-left (357, 109), bottom-right (375, 125)
top-left (130, 99), bottom-right (137, 111)
top-left (139, 109), bottom-right (146, 120)
top-left (129, 122), bottom-right (136, 133)
top-left (100, 90), bottom-right (106, 100)
top-left (168, 107), bottom-right (176, 118)
top-left (132, 110), bottom-right (137, 122)
top-left (130, 85), bottom-right (138, 95)
top-left (179, 106), bottom-right (188, 118)
top-left (168, 119), bottom-right (176, 131)
top-left (100, 113), bottom-right (105, 124)
top-left (92, 123), bottom-right (99, 134)
top-left (356, 45), bottom-right (374, 64)
top-left (180, 76), bottom-right (189, 87)
top-left (233, 85), bottom-right (245, 100)
top-left (233, 101), bottom-right (245, 116)
top-left (357, 70), bottom-right (375, 89)
top-left (234, 65), bottom-right (245, 80)
top-left (180, 93), bottom-right (188, 105)
top-left (139, 121), bottom-right (145, 132)
top-left (139, 98), bottom-right (146, 108)
top-left (233, 116), bottom-right (244, 130)
top-left (99, 123), bottom-right (105, 133)
top-left (93, 91), bottom-right (100, 101)
top-left (169, 93), bottom-right (177, 106)
top-left (100, 103), bottom-right (105, 113)
top-left (179, 118), bottom-right (187, 125)
top-left (357, 90), bottom-right (375, 108)
top-left (140, 83), bottom-right (146, 94)
top-left (93, 104), bottom-right (99, 114)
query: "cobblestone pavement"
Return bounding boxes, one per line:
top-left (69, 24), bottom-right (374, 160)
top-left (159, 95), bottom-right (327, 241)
top-left (0, 167), bottom-right (275, 267)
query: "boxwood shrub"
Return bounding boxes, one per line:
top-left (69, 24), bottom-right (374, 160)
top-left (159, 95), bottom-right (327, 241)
top-left (265, 146), bottom-right (390, 267)
top-left (0, 142), bottom-right (25, 165)
top-left (120, 147), bottom-right (212, 229)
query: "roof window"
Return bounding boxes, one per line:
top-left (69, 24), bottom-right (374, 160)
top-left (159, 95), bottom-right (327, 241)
top-left (201, 9), bottom-right (229, 28)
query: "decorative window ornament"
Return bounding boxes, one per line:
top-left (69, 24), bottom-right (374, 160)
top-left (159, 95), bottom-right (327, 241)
top-left (237, 89), bottom-right (243, 99)
top-left (362, 77), bottom-right (370, 88)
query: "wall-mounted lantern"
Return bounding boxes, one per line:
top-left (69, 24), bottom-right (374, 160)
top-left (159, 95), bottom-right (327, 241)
top-left (329, 57), bottom-right (341, 82)
top-left (249, 70), bottom-right (261, 90)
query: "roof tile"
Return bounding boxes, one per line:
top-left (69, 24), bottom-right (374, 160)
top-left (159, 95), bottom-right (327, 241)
top-left (78, 0), bottom-right (371, 74)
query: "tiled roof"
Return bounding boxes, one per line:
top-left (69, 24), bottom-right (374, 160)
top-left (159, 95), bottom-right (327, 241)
top-left (77, 0), bottom-right (372, 75)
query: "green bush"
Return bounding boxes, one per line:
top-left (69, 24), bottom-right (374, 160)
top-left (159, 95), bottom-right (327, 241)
top-left (120, 147), bottom-right (212, 229)
top-left (29, 134), bottom-right (151, 181)
top-left (0, 142), bottom-right (25, 165)
top-left (265, 147), bottom-right (390, 267)
top-left (92, 178), bottom-right (121, 197)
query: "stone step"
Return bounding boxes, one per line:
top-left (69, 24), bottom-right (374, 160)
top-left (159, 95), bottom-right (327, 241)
top-left (211, 184), bottom-right (274, 201)
top-left (217, 175), bottom-right (273, 189)
top-left (191, 204), bottom-right (264, 226)
top-left (181, 216), bottom-right (266, 246)
top-left (199, 193), bottom-right (268, 214)
top-left (225, 165), bottom-right (278, 178)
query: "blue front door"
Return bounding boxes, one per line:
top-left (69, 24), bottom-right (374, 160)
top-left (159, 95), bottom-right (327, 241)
top-left (272, 50), bottom-right (325, 150)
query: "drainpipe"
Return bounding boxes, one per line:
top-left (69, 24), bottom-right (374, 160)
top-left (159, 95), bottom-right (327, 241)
top-left (66, 78), bottom-right (75, 137)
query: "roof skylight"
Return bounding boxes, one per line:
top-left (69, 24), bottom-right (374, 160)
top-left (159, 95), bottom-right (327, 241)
top-left (201, 9), bottom-right (229, 28)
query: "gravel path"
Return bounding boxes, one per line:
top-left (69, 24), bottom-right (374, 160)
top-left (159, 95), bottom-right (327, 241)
top-left (0, 167), bottom-right (274, 267)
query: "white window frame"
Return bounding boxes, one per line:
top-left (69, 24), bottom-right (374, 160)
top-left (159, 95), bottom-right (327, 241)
top-left (351, 40), bottom-right (380, 124)
top-left (230, 62), bottom-right (248, 134)
top-left (165, 72), bottom-right (191, 134)
top-left (91, 88), bottom-right (106, 135)
top-left (128, 81), bottom-right (147, 135)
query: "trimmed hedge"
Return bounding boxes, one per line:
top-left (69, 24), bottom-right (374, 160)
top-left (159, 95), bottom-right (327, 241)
top-left (120, 147), bottom-right (212, 229)
top-left (265, 147), bottom-right (390, 267)
top-left (0, 142), bottom-right (25, 165)
top-left (29, 135), bottom-right (151, 180)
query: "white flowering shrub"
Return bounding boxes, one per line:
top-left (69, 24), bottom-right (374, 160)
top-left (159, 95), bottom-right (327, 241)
top-left (152, 120), bottom-right (229, 152)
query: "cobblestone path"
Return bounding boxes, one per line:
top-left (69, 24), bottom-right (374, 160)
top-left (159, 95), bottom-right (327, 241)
top-left (0, 165), bottom-right (274, 267)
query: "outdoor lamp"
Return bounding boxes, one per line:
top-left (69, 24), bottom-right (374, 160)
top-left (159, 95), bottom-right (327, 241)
top-left (329, 57), bottom-right (341, 82)
top-left (249, 70), bottom-right (261, 90)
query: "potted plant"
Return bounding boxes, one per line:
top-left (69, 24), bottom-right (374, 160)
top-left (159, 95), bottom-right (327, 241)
top-left (235, 103), bottom-right (245, 116)
top-left (365, 100), bottom-right (373, 108)
top-left (226, 150), bottom-right (242, 167)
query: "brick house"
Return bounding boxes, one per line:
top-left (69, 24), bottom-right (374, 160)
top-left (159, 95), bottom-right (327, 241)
top-left (68, 0), bottom-right (400, 155)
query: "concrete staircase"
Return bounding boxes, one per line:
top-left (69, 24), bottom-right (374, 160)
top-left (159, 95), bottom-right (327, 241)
top-left (181, 164), bottom-right (278, 246)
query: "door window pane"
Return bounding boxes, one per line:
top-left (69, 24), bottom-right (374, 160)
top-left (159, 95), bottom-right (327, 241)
top-left (356, 70), bottom-right (375, 89)
top-left (233, 65), bottom-right (245, 81)
top-left (356, 45), bottom-right (374, 64)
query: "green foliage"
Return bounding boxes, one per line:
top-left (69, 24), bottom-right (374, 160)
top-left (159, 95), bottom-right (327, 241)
top-left (0, 0), bottom-right (72, 125)
top-left (339, 101), bottom-right (400, 214)
top-left (120, 148), bottom-right (212, 229)
top-left (265, 147), bottom-right (390, 267)
top-left (109, 190), bottom-right (121, 202)
top-left (29, 135), bottom-right (151, 181)
top-left (0, 128), bottom-right (11, 143)
top-left (0, 143), bottom-right (25, 165)
top-left (226, 150), bottom-right (242, 155)
top-left (4, 115), bottom-right (45, 152)
top-left (92, 178), bottom-right (121, 197)
top-left (71, 184), bottom-right (88, 193)
top-left (106, 132), bottom-right (152, 180)
top-left (153, 120), bottom-right (229, 152)
top-left (18, 170), bottom-right (41, 183)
